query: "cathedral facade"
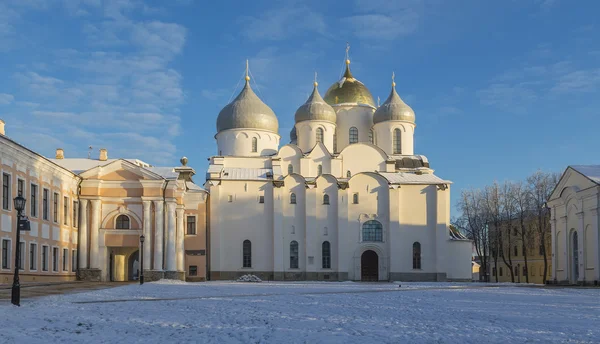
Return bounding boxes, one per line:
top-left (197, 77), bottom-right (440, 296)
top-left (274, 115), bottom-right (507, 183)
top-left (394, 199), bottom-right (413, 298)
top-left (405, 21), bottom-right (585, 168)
top-left (207, 58), bottom-right (472, 281)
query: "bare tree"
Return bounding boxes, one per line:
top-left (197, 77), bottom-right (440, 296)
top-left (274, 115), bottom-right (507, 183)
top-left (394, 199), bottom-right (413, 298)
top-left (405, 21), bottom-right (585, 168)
top-left (455, 189), bottom-right (490, 282)
top-left (486, 182), bottom-right (515, 282)
top-left (527, 170), bottom-right (561, 283)
top-left (512, 181), bottom-right (531, 283)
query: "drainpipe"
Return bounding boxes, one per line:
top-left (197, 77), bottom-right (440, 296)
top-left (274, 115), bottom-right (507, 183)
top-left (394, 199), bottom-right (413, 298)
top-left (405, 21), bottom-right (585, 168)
top-left (161, 179), bottom-right (171, 271)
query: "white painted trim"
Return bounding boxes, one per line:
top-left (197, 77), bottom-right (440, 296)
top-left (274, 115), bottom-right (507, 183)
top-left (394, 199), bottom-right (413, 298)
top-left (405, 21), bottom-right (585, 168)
top-left (29, 182), bottom-right (39, 218)
top-left (1, 170), bottom-right (12, 211)
top-left (185, 214), bottom-right (198, 236)
top-left (1, 237), bottom-right (11, 270)
top-left (41, 244), bottom-right (49, 272)
top-left (51, 245), bottom-right (60, 272)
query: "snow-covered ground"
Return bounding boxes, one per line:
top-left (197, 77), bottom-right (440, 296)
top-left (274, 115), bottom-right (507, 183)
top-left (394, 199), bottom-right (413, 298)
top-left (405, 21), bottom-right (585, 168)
top-left (1, 281), bottom-right (599, 343)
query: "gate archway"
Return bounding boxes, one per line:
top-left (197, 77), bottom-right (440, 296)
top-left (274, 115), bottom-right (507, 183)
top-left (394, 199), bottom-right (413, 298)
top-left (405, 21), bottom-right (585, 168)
top-left (361, 250), bottom-right (379, 281)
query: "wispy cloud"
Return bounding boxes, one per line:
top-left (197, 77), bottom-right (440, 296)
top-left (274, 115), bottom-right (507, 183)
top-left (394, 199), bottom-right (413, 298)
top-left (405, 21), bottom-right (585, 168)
top-left (0, 94), bottom-right (15, 105)
top-left (239, 5), bottom-right (327, 41)
top-left (4, 0), bottom-right (188, 164)
top-left (342, 0), bottom-right (422, 41)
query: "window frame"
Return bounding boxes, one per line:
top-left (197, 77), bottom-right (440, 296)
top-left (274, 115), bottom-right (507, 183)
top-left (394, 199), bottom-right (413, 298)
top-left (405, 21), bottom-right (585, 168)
top-left (42, 245), bottom-right (49, 271)
top-left (287, 164), bottom-right (293, 175)
top-left (316, 127), bottom-right (324, 144)
top-left (30, 183), bottom-right (38, 218)
top-left (317, 165), bottom-right (322, 176)
top-left (242, 240), bottom-right (252, 268)
top-left (189, 265), bottom-right (198, 276)
top-left (17, 178), bottom-right (25, 198)
top-left (349, 127), bottom-right (358, 144)
top-left (73, 200), bottom-right (79, 228)
top-left (63, 248), bottom-right (69, 271)
top-left (52, 246), bottom-right (59, 272)
top-left (393, 128), bottom-right (402, 154)
top-left (186, 215), bottom-right (197, 235)
top-left (290, 240), bottom-right (299, 269)
top-left (115, 214), bottom-right (130, 230)
top-left (72, 249), bottom-right (77, 272)
top-left (2, 238), bottom-right (11, 270)
top-left (30, 243), bottom-right (37, 271)
top-left (412, 242), bottom-right (422, 269)
top-left (2, 172), bottom-right (11, 210)
top-left (53, 192), bottom-right (59, 223)
top-left (259, 195), bottom-right (265, 204)
top-left (322, 241), bottom-right (331, 269)
top-left (352, 193), bottom-right (359, 204)
top-left (323, 194), bottom-right (330, 205)
top-left (362, 220), bottom-right (383, 242)
top-left (63, 196), bottom-right (69, 226)
top-left (42, 188), bottom-right (49, 220)
top-left (251, 137), bottom-right (258, 153)
top-left (290, 193), bottom-right (297, 205)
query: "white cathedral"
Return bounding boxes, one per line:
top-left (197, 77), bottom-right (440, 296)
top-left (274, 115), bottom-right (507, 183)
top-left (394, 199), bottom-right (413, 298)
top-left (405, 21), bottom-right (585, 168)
top-left (206, 57), bottom-right (472, 282)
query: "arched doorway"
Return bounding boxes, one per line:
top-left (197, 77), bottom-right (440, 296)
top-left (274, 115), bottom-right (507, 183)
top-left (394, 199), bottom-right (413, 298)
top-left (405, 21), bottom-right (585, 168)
top-left (128, 250), bottom-right (139, 281)
top-left (572, 232), bottom-right (579, 283)
top-left (361, 250), bottom-right (378, 281)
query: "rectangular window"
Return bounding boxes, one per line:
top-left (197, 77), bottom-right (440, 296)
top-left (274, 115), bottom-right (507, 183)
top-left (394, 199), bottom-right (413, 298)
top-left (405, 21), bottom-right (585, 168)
top-left (499, 267), bottom-right (503, 276)
top-left (17, 179), bottom-right (24, 197)
top-left (514, 266), bottom-right (518, 276)
top-left (258, 195), bottom-right (264, 204)
top-left (42, 246), bottom-right (49, 271)
top-left (73, 201), bottom-right (78, 227)
top-left (2, 173), bottom-right (10, 210)
top-left (31, 184), bottom-right (38, 217)
top-left (53, 192), bottom-right (59, 223)
top-left (19, 242), bottom-right (24, 270)
top-left (30, 243), bottom-right (37, 270)
top-left (2, 239), bottom-right (10, 269)
top-left (189, 265), bottom-right (198, 276)
top-left (513, 246), bottom-right (518, 257)
top-left (186, 216), bottom-right (196, 235)
top-left (63, 196), bottom-right (68, 225)
top-left (72, 249), bottom-right (77, 272)
top-left (42, 188), bottom-right (49, 220)
top-left (63, 248), bottom-right (68, 271)
top-left (228, 195), bottom-right (233, 203)
top-left (52, 247), bottom-right (59, 272)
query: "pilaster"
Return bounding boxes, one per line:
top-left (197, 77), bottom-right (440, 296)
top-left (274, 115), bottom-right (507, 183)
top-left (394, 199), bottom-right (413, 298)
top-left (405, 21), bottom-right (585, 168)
top-left (576, 211), bottom-right (585, 282)
top-left (89, 199), bottom-right (101, 269)
top-left (176, 207), bottom-right (185, 272)
top-left (165, 201), bottom-right (177, 272)
top-left (142, 201), bottom-right (152, 270)
top-left (78, 200), bottom-right (89, 269)
top-left (153, 200), bottom-right (164, 271)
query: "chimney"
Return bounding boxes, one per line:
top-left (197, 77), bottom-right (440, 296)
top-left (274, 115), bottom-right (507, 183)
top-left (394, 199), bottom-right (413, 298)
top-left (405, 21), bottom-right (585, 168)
top-left (99, 148), bottom-right (108, 161)
top-left (55, 148), bottom-right (64, 159)
top-left (0, 119), bottom-right (5, 136)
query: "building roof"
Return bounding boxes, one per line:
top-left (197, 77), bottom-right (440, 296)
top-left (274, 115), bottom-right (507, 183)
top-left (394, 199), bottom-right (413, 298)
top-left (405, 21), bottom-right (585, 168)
top-left (294, 84), bottom-right (336, 124)
top-left (570, 165), bottom-right (600, 184)
top-left (221, 167), bottom-right (272, 180)
top-left (323, 61), bottom-right (375, 107)
top-left (48, 158), bottom-right (150, 175)
top-left (373, 83), bottom-right (415, 124)
top-left (378, 172), bottom-right (451, 185)
top-left (216, 79), bottom-right (279, 134)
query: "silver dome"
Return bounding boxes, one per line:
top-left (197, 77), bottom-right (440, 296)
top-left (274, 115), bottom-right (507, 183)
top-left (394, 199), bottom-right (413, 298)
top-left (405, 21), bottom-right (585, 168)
top-left (216, 80), bottom-right (279, 133)
top-left (290, 127), bottom-right (297, 143)
top-left (373, 85), bottom-right (415, 124)
top-left (294, 84), bottom-right (336, 124)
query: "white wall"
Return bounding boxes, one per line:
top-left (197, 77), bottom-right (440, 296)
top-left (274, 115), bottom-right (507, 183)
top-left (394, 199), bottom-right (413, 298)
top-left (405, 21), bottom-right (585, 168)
top-left (334, 105), bottom-right (375, 152)
top-left (373, 122), bottom-right (415, 156)
top-left (295, 121), bottom-right (336, 154)
top-left (216, 129), bottom-right (280, 157)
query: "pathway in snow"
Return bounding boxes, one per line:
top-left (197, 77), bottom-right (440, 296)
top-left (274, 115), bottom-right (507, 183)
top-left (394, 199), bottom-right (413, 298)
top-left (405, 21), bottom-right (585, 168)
top-left (1, 281), bottom-right (598, 344)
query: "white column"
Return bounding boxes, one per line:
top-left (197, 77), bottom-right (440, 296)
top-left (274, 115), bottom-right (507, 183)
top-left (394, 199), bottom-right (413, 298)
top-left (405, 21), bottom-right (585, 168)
top-left (153, 200), bottom-right (164, 270)
top-left (550, 209), bottom-right (557, 281)
top-left (305, 186), bottom-right (317, 274)
top-left (176, 207), bottom-right (185, 272)
top-left (79, 200), bottom-right (89, 269)
top-left (273, 186), bottom-right (284, 276)
top-left (142, 201), bottom-right (152, 270)
top-left (577, 211), bottom-right (585, 282)
top-left (89, 199), bottom-right (101, 269)
top-left (166, 201), bottom-right (177, 271)
top-left (561, 215), bottom-right (568, 282)
top-left (591, 208), bottom-right (599, 281)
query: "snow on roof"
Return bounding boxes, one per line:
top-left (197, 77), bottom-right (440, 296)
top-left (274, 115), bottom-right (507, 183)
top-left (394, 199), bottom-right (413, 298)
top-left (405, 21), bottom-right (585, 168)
top-left (146, 167), bottom-right (178, 180)
top-left (571, 165), bottom-right (600, 184)
top-left (378, 172), bottom-right (451, 185)
top-left (48, 158), bottom-right (149, 174)
top-left (186, 181), bottom-right (206, 192)
top-left (207, 165), bottom-right (223, 174)
top-left (221, 167), bottom-right (272, 180)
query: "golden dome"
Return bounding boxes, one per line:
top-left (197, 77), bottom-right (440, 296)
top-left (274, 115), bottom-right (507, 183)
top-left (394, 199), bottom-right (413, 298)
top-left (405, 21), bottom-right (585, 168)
top-left (323, 61), bottom-right (375, 107)
top-left (216, 79), bottom-right (279, 133)
top-left (294, 84), bottom-right (336, 124)
top-left (373, 82), bottom-right (415, 124)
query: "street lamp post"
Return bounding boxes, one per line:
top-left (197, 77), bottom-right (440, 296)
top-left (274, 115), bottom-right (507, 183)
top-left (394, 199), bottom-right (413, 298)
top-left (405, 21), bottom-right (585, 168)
top-left (12, 195), bottom-right (27, 306)
top-left (139, 234), bottom-right (145, 285)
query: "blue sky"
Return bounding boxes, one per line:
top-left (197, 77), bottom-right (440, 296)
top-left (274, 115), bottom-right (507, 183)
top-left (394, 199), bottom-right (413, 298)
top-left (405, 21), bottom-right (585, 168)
top-left (1, 0), bottom-right (599, 216)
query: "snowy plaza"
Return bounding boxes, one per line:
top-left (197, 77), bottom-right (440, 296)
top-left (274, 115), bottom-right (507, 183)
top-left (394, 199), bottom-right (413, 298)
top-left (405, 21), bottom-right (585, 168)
top-left (1, 281), bottom-right (599, 343)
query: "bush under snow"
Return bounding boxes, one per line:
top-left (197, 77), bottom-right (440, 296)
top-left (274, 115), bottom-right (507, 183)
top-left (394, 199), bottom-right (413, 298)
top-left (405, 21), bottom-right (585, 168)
top-left (236, 274), bottom-right (262, 282)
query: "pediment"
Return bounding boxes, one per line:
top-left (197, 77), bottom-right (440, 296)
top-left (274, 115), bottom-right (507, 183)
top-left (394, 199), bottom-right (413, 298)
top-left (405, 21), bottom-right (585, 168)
top-left (79, 159), bottom-right (163, 181)
top-left (549, 167), bottom-right (596, 202)
top-left (307, 142), bottom-right (332, 159)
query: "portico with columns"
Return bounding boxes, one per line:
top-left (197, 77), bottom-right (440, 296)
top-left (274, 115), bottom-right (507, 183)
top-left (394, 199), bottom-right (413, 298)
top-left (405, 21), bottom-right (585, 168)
top-left (49, 154), bottom-right (208, 282)
top-left (547, 165), bottom-right (600, 285)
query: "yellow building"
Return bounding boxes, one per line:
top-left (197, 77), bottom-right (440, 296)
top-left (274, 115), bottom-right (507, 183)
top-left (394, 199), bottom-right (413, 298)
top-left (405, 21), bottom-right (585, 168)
top-left (489, 213), bottom-right (552, 284)
top-left (0, 120), bottom-right (208, 283)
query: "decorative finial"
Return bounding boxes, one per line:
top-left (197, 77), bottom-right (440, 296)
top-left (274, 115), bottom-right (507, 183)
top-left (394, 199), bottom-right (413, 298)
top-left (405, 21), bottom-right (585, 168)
top-left (180, 156), bottom-right (188, 166)
top-left (245, 59), bottom-right (250, 82)
top-left (377, 96), bottom-right (381, 107)
top-left (314, 72), bottom-right (318, 87)
top-left (392, 72), bottom-right (396, 87)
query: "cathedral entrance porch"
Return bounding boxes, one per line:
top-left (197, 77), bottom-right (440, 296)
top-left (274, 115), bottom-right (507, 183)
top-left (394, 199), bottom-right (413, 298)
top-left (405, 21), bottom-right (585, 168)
top-left (361, 250), bottom-right (379, 281)
top-left (108, 247), bottom-right (139, 282)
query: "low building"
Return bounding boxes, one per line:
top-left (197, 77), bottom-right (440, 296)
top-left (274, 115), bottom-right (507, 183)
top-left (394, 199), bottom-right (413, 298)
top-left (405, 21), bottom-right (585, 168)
top-left (0, 121), bottom-right (208, 283)
top-left (547, 165), bottom-right (599, 285)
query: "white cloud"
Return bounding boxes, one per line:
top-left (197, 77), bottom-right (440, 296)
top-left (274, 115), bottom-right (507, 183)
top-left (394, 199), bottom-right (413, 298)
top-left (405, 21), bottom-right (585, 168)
top-left (239, 5), bottom-right (327, 41)
top-left (0, 94), bottom-right (15, 105)
top-left (550, 69), bottom-right (600, 93)
top-left (342, 0), bottom-right (422, 41)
